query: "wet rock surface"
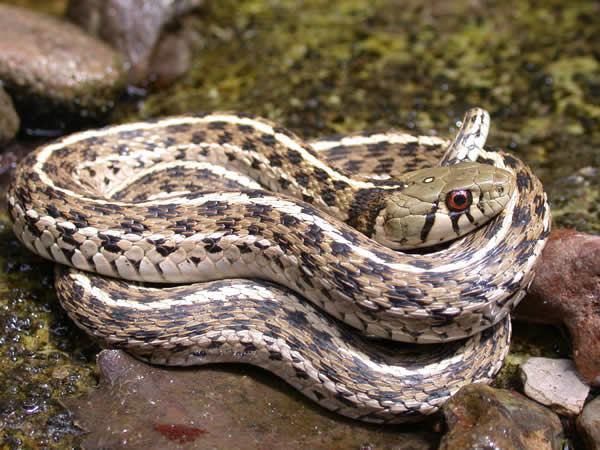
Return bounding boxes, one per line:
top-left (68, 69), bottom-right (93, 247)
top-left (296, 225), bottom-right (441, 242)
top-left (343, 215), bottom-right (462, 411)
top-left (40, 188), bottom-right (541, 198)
top-left (0, 225), bottom-right (98, 449)
top-left (0, 85), bottom-right (20, 143)
top-left (520, 357), bottom-right (590, 416)
top-left (0, 3), bottom-right (126, 133)
top-left (577, 395), bottom-right (600, 450)
top-left (66, 0), bottom-right (203, 84)
top-left (439, 384), bottom-right (564, 450)
top-left (515, 229), bottom-right (600, 385)
top-left (62, 350), bottom-right (438, 449)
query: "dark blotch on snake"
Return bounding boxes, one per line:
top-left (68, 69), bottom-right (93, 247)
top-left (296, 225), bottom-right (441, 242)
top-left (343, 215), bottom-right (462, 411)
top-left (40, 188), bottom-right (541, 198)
top-left (236, 243), bottom-right (252, 254)
top-left (260, 133), bottom-right (277, 146)
top-left (162, 136), bottom-right (176, 147)
top-left (156, 245), bottom-right (178, 256)
top-left (273, 126), bottom-right (294, 138)
top-left (278, 177), bottom-right (292, 189)
top-left (294, 171), bottom-right (310, 188)
top-left (191, 131), bottom-right (206, 144)
top-left (202, 238), bottom-right (222, 254)
top-left (286, 149), bottom-right (303, 165)
top-left (46, 204), bottom-right (61, 218)
top-left (218, 131), bottom-right (233, 144)
top-left (320, 188), bottom-right (337, 206)
top-left (330, 242), bottom-right (351, 256)
top-left (242, 138), bottom-right (257, 152)
top-left (268, 152), bottom-right (284, 167)
top-left (503, 154), bottom-right (520, 169)
top-left (207, 121), bottom-right (227, 130)
top-left (167, 123), bottom-right (191, 134)
top-left (280, 213), bottom-right (299, 227)
top-left (347, 188), bottom-right (385, 237)
top-left (237, 124), bottom-right (254, 134)
top-left (302, 194), bottom-right (314, 203)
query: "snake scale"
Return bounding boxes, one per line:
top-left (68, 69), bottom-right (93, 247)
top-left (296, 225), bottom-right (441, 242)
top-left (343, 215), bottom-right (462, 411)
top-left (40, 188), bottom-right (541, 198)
top-left (8, 108), bottom-right (551, 422)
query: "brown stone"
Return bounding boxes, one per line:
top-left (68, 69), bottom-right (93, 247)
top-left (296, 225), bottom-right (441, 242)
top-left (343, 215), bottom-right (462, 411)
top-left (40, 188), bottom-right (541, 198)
top-left (0, 4), bottom-right (126, 131)
top-left (515, 229), bottom-right (600, 385)
top-left (440, 384), bottom-right (564, 450)
top-left (66, 0), bottom-right (203, 84)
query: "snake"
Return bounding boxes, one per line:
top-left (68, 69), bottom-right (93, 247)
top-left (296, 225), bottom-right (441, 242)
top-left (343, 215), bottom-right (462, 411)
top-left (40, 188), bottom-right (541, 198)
top-left (7, 108), bottom-right (551, 423)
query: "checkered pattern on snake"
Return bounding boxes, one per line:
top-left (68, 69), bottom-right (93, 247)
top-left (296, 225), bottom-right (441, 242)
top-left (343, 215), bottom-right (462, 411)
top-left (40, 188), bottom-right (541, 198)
top-left (7, 108), bottom-right (551, 422)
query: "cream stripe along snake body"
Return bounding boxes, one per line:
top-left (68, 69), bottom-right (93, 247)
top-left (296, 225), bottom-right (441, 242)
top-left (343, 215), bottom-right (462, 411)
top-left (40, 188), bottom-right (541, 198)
top-left (8, 108), bottom-right (550, 422)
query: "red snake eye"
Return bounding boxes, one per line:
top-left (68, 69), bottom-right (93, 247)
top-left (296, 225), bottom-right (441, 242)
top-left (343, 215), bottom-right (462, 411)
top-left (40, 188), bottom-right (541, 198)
top-left (446, 189), bottom-right (472, 212)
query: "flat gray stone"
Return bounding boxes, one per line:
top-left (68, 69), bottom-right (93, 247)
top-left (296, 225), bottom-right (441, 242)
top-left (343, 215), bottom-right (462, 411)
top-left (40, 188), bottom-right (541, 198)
top-left (0, 84), bottom-right (19, 143)
top-left (0, 4), bottom-right (126, 131)
top-left (520, 357), bottom-right (590, 416)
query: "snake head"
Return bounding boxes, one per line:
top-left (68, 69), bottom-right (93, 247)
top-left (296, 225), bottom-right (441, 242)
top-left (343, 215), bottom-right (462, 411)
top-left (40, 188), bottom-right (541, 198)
top-left (373, 162), bottom-right (515, 250)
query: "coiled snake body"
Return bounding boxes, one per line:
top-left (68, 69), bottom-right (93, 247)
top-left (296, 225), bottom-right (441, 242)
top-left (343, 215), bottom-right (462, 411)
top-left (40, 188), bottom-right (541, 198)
top-left (8, 108), bottom-right (550, 422)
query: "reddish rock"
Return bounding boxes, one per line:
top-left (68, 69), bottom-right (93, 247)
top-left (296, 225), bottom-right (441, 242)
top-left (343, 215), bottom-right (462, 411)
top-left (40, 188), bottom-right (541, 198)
top-left (515, 229), bottom-right (600, 385)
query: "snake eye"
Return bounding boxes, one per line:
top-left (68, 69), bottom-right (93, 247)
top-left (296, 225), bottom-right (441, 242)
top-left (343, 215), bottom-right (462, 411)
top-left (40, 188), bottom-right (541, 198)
top-left (445, 189), bottom-right (472, 212)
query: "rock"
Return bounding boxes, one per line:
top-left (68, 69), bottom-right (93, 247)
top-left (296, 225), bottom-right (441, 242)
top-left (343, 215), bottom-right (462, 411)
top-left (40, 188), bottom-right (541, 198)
top-left (520, 357), bottom-right (590, 416)
top-left (515, 229), bottom-right (600, 385)
top-left (61, 350), bottom-right (437, 449)
top-left (147, 26), bottom-right (194, 87)
top-left (440, 384), bottom-right (564, 450)
top-left (0, 85), bottom-right (20, 143)
top-left (0, 4), bottom-right (127, 133)
top-left (66, 0), bottom-right (203, 84)
top-left (577, 395), bottom-right (600, 450)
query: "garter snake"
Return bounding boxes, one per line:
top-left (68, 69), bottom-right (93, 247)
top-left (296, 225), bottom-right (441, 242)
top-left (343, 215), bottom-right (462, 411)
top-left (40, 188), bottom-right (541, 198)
top-left (8, 108), bottom-right (551, 422)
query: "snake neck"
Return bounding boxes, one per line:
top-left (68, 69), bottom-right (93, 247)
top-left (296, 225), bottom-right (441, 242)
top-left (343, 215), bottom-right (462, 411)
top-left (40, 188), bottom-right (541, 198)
top-left (345, 188), bottom-right (387, 238)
